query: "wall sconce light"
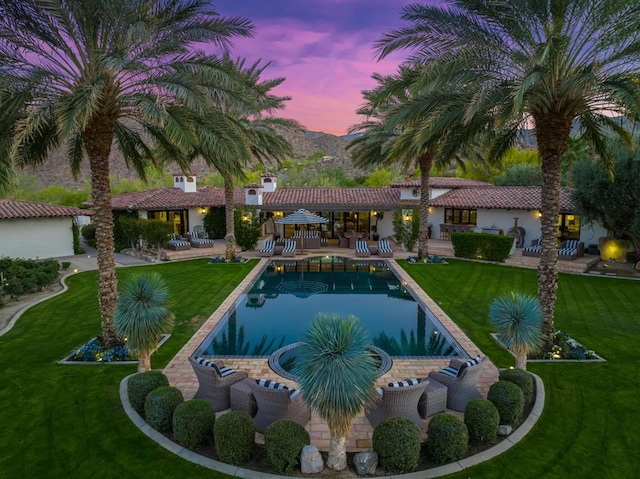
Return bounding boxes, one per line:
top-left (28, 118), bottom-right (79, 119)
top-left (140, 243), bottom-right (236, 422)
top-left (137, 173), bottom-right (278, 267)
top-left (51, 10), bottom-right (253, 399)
top-left (537, 211), bottom-right (543, 218)
top-left (199, 207), bottom-right (207, 215)
top-left (242, 214), bottom-right (251, 222)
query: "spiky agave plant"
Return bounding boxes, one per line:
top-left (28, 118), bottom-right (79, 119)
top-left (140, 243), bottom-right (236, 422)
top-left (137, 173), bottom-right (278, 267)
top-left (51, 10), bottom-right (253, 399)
top-left (114, 273), bottom-right (174, 372)
top-left (490, 292), bottom-right (543, 370)
top-left (293, 314), bottom-right (379, 471)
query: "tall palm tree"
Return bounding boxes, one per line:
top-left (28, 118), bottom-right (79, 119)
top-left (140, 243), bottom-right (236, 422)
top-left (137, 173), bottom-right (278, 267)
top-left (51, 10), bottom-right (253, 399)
top-left (114, 273), bottom-right (175, 372)
top-left (376, 0), bottom-right (640, 346)
top-left (193, 57), bottom-right (299, 259)
top-left (293, 314), bottom-right (379, 471)
top-left (490, 292), bottom-right (544, 370)
top-left (0, 0), bottom-right (253, 346)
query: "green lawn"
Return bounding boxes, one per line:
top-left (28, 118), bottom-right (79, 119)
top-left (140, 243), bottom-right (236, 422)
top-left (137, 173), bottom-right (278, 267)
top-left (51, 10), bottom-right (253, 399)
top-left (0, 258), bottom-right (638, 478)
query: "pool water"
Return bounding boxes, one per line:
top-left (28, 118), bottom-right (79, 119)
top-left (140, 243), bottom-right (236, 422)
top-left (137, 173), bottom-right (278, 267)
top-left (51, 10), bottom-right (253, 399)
top-left (196, 256), bottom-right (464, 359)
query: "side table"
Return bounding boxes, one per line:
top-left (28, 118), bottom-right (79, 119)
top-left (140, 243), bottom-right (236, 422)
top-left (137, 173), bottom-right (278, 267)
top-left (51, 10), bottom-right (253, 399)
top-left (230, 378), bottom-right (258, 417)
top-left (418, 379), bottom-right (448, 418)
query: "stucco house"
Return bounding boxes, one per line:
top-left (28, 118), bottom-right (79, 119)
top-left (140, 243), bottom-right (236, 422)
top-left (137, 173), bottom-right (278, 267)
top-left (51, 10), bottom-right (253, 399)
top-left (0, 199), bottom-right (90, 259)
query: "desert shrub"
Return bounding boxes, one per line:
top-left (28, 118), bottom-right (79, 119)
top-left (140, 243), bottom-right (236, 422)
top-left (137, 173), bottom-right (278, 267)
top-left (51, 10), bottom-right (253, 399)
top-left (144, 386), bottom-right (184, 432)
top-left (172, 400), bottom-right (215, 449)
top-left (487, 380), bottom-right (524, 426)
top-left (372, 417), bottom-right (422, 473)
top-left (464, 399), bottom-right (500, 444)
top-left (60, 261), bottom-right (71, 271)
top-left (264, 420), bottom-right (310, 474)
top-left (128, 371), bottom-right (169, 415)
top-left (426, 413), bottom-right (469, 464)
top-left (451, 232), bottom-right (514, 261)
top-left (500, 368), bottom-right (534, 405)
top-left (214, 411), bottom-right (255, 465)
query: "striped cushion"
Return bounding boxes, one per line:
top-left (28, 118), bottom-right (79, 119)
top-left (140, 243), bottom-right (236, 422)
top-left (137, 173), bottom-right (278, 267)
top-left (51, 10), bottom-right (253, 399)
top-left (457, 355), bottom-right (481, 377)
top-left (438, 366), bottom-right (459, 378)
top-left (260, 240), bottom-right (274, 252)
top-left (255, 379), bottom-right (288, 390)
top-left (388, 378), bottom-right (422, 388)
top-left (289, 389), bottom-right (300, 399)
top-left (194, 357), bottom-right (236, 377)
top-left (378, 240), bottom-right (392, 253)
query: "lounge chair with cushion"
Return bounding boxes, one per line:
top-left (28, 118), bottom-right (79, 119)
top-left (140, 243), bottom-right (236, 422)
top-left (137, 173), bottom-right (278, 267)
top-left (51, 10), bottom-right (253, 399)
top-left (355, 240), bottom-right (371, 257)
top-left (188, 356), bottom-right (248, 411)
top-left (557, 239), bottom-right (584, 261)
top-left (428, 356), bottom-right (488, 412)
top-left (378, 239), bottom-right (394, 258)
top-left (189, 231), bottom-right (214, 248)
top-left (249, 379), bottom-right (311, 433)
top-left (258, 240), bottom-right (275, 257)
top-left (281, 238), bottom-right (297, 257)
top-left (166, 233), bottom-right (191, 251)
top-left (365, 379), bottom-right (427, 430)
top-left (522, 238), bottom-right (541, 257)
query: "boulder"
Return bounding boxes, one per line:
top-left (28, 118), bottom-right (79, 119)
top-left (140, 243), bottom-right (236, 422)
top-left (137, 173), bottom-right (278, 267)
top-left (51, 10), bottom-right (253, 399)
top-left (353, 450), bottom-right (378, 476)
top-left (300, 445), bottom-right (324, 474)
top-left (498, 424), bottom-right (513, 436)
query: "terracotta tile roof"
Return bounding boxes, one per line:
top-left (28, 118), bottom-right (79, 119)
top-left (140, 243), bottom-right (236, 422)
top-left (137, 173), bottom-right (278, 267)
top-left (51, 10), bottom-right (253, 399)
top-left (262, 188), bottom-right (399, 210)
top-left (391, 177), bottom-right (492, 188)
top-left (0, 199), bottom-right (91, 219)
top-left (429, 186), bottom-right (575, 211)
top-left (110, 187), bottom-right (244, 210)
top-left (243, 183), bottom-right (263, 188)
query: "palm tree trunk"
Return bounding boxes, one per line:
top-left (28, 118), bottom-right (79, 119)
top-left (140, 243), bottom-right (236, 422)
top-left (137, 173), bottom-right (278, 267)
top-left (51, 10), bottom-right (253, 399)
top-left (223, 173), bottom-right (236, 260)
top-left (138, 351), bottom-right (151, 373)
top-left (417, 152), bottom-right (435, 259)
top-left (327, 435), bottom-right (347, 471)
top-left (513, 345), bottom-right (528, 371)
top-left (534, 114), bottom-right (572, 350)
top-left (84, 114), bottom-right (120, 348)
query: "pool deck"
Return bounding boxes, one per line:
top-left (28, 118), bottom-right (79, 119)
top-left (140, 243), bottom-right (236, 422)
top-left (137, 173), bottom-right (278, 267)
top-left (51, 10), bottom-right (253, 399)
top-left (163, 249), bottom-right (500, 452)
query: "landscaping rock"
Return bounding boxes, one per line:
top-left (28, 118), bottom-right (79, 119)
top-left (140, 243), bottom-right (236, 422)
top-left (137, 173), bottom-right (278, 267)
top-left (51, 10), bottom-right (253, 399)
top-left (300, 445), bottom-right (324, 474)
top-left (353, 450), bottom-right (378, 476)
top-left (498, 425), bottom-right (513, 436)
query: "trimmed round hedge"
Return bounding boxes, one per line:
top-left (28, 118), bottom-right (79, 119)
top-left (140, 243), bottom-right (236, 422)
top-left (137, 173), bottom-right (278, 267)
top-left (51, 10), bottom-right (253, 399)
top-left (487, 380), bottom-right (524, 426)
top-left (464, 399), bottom-right (500, 444)
top-left (172, 400), bottom-right (215, 449)
top-left (426, 413), bottom-right (468, 464)
top-left (500, 368), bottom-right (534, 405)
top-left (128, 371), bottom-right (169, 415)
top-left (372, 417), bottom-right (422, 473)
top-left (264, 420), bottom-right (310, 474)
top-left (144, 386), bottom-right (184, 432)
top-left (214, 411), bottom-right (254, 465)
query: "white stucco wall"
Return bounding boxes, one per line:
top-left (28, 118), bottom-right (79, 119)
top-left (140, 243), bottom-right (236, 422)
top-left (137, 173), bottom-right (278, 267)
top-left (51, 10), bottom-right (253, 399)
top-left (187, 208), bottom-right (205, 233)
top-left (0, 217), bottom-right (75, 259)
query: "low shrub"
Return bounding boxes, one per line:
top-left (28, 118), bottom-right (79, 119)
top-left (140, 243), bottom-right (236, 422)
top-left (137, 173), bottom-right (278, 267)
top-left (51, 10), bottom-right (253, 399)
top-left (372, 417), bottom-right (422, 473)
top-left (500, 369), bottom-right (534, 406)
top-left (426, 413), bottom-right (468, 464)
top-left (144, 386), bottom-right (184, 432)
top-left (172, 400), bottom-right (215, 449)
top-left (451, 232), bottom-right (514, 262)
top-left (264, 420), bottom-right (310, 474)
top-left (128, 371), bottom-right (169, 415)
top-left (214, 411), bottom-right (254, 465)
top-left (464, 399), bottom-right (500, 444)
top-left (487, 380), bottom-right (524, 426)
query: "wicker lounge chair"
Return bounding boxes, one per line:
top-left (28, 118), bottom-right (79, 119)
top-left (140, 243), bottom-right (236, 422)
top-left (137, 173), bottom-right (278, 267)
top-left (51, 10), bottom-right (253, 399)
top-left (428, 356), bottom-right (488, 412)
top-left (258, 240), bottom-right (275, 257)
top-left (355, 240), bottom-right (370, 257)
top-left (281, 238), bottom-right (297, 257)
top-left (557, 239), bottom-right (584, 260)
top-left (365, 380), bottom-right (427, 430)
top-left (522, 238), bottom-right (541, 257)
top-left (188, 356), bottom-right (248, 411)
top-left (189, 231), bottom-right (214, 248)
top-left (378, 239), bottom-right (394, 258)
top-left (166, 234), bottom-right (191, 251)
top-left (249, 380), bottom-right (311, 433)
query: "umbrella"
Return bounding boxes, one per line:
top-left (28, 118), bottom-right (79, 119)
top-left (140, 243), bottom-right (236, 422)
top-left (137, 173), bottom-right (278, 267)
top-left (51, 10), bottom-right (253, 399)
top-left (275, 209), bottom-right (329, 253)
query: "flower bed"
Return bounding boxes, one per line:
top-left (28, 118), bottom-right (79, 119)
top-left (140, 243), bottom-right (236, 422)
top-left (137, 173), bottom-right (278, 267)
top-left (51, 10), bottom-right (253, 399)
top-left (529, 330), bottom-right (599, 360)
top-left (407, 255), bottom-right (448, 264)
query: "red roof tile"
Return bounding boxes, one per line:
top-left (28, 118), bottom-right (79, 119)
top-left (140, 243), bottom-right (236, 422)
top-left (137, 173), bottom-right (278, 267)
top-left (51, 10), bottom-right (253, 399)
top-left (391, 177), bottom-right (491, 188)
top-left (429, 186), bottom-right (575, 211)
top-left (262, 188), bottom-right (399, 210)
top-left (110, 187), bottom-right (244, 210)
top-left (0, 199), bottom-right (91, 219)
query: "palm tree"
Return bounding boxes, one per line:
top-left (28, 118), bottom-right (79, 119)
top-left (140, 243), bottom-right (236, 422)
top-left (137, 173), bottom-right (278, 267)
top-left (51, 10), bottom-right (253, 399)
top-left (376, 0), bottom-right (640, 346)
top-left (114, 273), bottom-right (175, 372)
top-left (0, 0), bottom-right (253, 345)
top-left (293, 314), bottom-right (379, 471)
top-left (490, 292), bottom-right (544, 370)
top-left (192, 57), bottom-right (299, 259)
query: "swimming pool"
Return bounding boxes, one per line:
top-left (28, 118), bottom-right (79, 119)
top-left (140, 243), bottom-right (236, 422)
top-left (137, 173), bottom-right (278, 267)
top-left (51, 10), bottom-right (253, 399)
top-left (195, 256), bottom-right (465, 359)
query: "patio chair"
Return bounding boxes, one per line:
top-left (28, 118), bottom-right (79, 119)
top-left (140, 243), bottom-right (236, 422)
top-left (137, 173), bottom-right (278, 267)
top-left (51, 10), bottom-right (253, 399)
top-left (365, 380), bottom-right (427, 430)
top-left (338, 233), bottom-right (349, 248)
top-left (356, 240), bottom-right (371, 257)
top-left (189, 231), bottom-right (214, 248)
top-left (249, 379), bottom-right (311, 433)
top-left (282, 238), bottom-right (297, 257)
top-left (428, 356), bottom-right (488, 412)
top-left (378, 239), bottom-right (394, 258)
top-left (166, 233), bottom-right (191, 251)
top-left (258, 240), bottom-right (275, 257)
top-left (188, 356), bottom-right (248, 411)
top-left (522, 239), bottom-right (541, 257)
top-left (557, 240), bottom-right (584, 261)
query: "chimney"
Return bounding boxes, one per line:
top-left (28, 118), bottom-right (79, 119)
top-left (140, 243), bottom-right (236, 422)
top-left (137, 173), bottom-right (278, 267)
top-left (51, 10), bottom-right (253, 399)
top-left (260, 173), bottom-right (277, 193)
top-left (173, 173), bottom-right (197, 193)
top-left (243, 183), bottom-right (264, 206)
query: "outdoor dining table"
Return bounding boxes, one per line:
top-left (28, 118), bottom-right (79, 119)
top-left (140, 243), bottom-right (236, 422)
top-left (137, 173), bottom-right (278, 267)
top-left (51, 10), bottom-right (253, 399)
top-left (344, 232), bottom-right (362, 249)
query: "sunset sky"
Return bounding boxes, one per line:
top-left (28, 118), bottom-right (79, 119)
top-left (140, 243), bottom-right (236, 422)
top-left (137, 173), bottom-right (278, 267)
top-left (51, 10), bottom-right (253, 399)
top-left (215, 0), bottom-right (416, 136)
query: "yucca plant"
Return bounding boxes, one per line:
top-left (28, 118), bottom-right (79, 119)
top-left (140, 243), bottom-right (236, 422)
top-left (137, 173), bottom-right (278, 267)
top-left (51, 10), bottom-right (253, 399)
top-left (114, 273), bottom-right (175, 372)
top-left (489, 292), bottom-right (543, 370)
top-left (293, 314), bottom-right (379, 471)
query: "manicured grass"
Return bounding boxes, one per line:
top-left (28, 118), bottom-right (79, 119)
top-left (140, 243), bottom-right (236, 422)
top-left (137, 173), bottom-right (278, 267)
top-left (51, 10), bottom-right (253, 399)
top-left (0, 259), bottom-right (256, 478)
top-left (403, 259), bottom-right (640, 478)
top-left (1, 257), bottom-right (638, 478)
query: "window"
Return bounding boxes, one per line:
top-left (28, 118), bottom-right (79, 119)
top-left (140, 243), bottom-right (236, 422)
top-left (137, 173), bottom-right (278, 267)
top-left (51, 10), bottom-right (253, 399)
top-left (444, 208), bottom-right (477, 225)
